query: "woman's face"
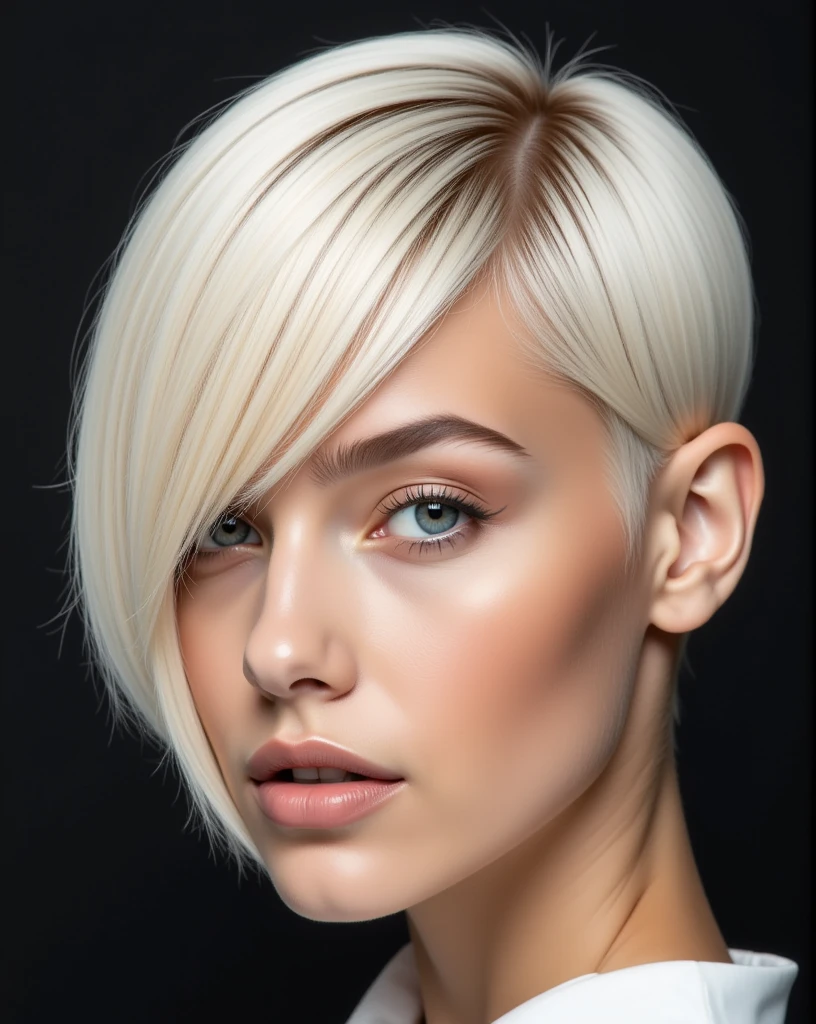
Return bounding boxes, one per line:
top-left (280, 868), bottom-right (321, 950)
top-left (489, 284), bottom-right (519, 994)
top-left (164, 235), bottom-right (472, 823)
top-left (176, 283), bottom-right (653, 921)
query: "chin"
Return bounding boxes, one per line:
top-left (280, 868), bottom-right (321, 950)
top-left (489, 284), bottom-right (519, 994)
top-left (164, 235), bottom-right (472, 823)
top-left (264, 847), bottom-right (412, 923)
top-left (274, 882), bottom-right (407, 924)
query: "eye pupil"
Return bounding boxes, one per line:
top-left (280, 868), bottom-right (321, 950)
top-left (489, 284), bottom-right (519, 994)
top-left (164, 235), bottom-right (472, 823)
top-left (414, 501), bottom-right (459, 535)
top-left (211, 516), bottom-right (252, 546)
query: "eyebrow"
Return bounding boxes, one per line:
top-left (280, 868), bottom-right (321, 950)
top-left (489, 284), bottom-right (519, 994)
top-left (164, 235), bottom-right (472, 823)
top-left (309, 414), bottom-right (531, 487)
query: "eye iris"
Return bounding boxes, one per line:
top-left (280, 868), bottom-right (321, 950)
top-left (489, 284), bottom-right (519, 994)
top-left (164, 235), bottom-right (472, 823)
top-left (212, 517), bottom-right (250, 546)
top-left (415, 502), bottom-right (459, 535)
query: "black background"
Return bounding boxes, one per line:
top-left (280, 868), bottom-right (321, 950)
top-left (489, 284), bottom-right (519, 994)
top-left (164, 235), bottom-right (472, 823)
top-left (6, 1), bottom-right (811, 1021)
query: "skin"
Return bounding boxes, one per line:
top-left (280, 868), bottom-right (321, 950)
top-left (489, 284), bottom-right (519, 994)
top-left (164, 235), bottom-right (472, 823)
top-left (176, 281), bottom-right (764, 1024)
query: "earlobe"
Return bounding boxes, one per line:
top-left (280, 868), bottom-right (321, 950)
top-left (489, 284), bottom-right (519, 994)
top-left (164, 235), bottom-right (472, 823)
top-left (648, 423), bottom-right (764, 635)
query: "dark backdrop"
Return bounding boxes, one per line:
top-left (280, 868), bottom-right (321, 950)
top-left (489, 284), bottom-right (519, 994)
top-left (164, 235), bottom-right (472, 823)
top-left (5, 1), bottom-right (811, 1021)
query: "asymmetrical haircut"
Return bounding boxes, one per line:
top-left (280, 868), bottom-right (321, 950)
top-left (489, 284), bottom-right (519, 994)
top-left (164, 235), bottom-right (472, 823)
top-left (68, 29), bottom-right (755, 870)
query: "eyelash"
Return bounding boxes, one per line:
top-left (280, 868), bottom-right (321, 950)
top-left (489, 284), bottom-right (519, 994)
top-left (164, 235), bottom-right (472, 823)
top-left (192, 485), bottom-right (502, 564)
top-left (376, 484), bottom-right (502, 555)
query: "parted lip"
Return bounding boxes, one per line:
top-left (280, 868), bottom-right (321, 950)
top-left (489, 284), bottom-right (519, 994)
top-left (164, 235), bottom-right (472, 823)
top-left (247, 738), bottom-right (404, 783)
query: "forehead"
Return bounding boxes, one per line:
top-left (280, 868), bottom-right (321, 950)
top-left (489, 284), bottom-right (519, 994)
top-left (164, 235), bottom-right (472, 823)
top-left (329, 284), bottom-right (609, 469)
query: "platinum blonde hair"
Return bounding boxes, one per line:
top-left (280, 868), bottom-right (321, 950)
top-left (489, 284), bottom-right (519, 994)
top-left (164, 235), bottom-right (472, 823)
top-left (68, 29), bottom-right (755, 869)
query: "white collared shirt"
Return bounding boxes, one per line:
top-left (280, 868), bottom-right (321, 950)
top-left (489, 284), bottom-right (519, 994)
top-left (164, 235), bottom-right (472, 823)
top-left (345, 943), bottom-right (798, 1023)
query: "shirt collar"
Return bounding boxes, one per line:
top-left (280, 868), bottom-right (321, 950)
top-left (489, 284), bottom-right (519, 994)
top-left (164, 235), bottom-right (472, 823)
top-left (345, 943), bottom-right (798, 1024)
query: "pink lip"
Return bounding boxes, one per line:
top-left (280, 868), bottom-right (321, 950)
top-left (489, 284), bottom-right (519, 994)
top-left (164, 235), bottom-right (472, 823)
top-left (253, 777), bottom-right (407, 829)
top-left (247, 737), bottom-right (404, 783)
top-left (247, 738), bottom-right (405, 830)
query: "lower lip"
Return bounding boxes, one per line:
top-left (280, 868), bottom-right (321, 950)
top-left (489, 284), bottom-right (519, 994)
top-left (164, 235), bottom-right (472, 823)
top-left (254, 778), bottom-right (406, 829)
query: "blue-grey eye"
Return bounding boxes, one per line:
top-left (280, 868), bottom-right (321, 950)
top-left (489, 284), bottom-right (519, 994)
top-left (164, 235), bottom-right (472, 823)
top-left (201, 516), bottom-right (261, 549)
top-left (389, 501), bottom-right (463, 538)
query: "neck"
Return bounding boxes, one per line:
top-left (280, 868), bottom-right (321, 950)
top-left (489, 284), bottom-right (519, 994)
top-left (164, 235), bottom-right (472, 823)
top-left (405, 636), bottom-right (730, 1024)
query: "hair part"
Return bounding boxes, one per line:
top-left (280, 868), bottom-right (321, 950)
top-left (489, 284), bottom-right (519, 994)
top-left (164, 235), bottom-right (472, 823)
top-left (68, 27), bottom-right (755, 870)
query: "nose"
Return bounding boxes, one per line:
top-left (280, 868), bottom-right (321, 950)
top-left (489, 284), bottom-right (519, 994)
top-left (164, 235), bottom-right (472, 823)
top-left (242, 524), bottom-right (357, 702)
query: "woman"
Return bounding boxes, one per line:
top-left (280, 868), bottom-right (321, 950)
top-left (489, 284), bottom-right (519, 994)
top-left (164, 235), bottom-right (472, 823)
top-left (69, 28), bottom-right (798, 1023)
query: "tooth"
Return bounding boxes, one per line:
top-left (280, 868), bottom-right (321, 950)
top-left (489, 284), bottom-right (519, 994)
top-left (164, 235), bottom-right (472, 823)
top-left (291, 767), bottom-right (319, 781)
top-left (318, 767), bottom-right (351, 782)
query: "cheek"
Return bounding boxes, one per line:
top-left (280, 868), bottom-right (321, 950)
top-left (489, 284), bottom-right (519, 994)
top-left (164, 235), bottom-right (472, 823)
top-left (365, 508), bottom-right (637, 809)
top-left (175, 582), bottom-right (252, 755)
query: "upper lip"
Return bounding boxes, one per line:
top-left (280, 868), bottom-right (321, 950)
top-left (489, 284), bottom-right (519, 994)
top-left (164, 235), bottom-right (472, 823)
top-left (247, 738), bottom-right (404, 783)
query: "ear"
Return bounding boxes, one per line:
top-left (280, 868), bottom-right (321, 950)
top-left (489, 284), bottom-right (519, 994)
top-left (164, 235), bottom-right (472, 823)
top-left (647, 423), bottom-right (765, 634)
